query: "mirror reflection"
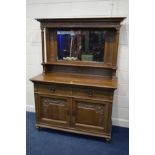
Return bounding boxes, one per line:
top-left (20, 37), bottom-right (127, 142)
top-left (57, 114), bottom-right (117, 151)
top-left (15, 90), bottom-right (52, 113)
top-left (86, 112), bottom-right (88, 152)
top-left (57, 30), bottom-right (105, 62)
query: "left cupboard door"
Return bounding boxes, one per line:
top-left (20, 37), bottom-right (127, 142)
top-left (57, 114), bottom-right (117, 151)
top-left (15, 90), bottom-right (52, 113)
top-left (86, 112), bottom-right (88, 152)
top-left (35, 94), bottom-right (71, 128)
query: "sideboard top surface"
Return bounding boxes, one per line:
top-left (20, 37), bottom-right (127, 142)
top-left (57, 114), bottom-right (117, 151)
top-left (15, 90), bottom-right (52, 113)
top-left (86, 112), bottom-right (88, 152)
top-left (31, 72), bottom-right (117, 89)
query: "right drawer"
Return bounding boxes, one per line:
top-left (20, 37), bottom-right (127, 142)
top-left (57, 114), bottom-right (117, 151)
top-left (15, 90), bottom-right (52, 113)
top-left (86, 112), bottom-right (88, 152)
top-left (72, 86), bottom-right (113, 101)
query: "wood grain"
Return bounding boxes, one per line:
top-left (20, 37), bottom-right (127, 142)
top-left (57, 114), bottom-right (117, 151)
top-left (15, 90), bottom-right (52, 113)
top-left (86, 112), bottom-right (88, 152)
top-left (31, 72), bottom-right (117, 89)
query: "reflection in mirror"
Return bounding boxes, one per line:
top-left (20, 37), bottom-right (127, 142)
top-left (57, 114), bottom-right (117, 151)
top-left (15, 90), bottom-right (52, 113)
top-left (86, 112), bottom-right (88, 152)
top-left (57, 30), bottom-right (105, 62)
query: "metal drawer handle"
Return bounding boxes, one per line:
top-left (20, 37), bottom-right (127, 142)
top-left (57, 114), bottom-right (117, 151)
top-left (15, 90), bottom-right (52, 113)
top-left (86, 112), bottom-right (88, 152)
top-left (49, 87), bottom-right (56, 93)
top-left (86, 89), bottom-right (93, 97)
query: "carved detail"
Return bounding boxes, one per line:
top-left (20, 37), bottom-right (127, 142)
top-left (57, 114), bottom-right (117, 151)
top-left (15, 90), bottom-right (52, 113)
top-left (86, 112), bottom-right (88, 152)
top-left (41, 97), bottom-right (66, 117)
top-left (105, 31), bottom-right (115, 42)
top-left (98, 107), bottom-right (104, 126)
top-left (115, 27), bottom-right (120, 32)
top-left (40, 24), bottom-right (44, 30)
top-left (85, 89), bottom-right (94, 97)
top-left (78, 102), bottom-right (103, 110)
top-left (42, 102), bottom-right (48, 117)
top-left (78, 102), bottom-right (95, 109)
top-left (48, 87), bottom-right (56, 93)
top-left (41, 97), bottom-right (66, 105)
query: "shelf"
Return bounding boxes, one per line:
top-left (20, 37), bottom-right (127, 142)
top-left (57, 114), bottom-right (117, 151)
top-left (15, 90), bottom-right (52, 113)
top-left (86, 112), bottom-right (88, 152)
top-left (30, 72), bottom-right (117, 89)
top-left (43, 61), bottom-right (117, 70)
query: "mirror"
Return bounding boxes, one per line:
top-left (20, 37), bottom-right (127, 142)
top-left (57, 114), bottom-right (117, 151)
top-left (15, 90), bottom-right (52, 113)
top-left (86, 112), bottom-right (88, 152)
top-left (57, 30), bottom-right (105, 62)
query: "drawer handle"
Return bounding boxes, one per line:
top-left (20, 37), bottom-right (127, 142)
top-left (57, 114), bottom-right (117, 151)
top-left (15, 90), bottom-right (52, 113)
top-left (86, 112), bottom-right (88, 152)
top-left (49, 87), bottom-right (56, 93)
top-left (86, 89), bottom-right (93, 97)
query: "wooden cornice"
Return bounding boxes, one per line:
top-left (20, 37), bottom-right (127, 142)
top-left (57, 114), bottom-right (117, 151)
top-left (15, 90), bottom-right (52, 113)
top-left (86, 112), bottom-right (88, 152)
top-left (36, 17), bottom-right (126, 29)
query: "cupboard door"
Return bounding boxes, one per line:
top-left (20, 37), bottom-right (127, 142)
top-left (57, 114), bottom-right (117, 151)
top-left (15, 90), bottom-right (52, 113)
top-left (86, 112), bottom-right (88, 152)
top-left (72, 99), bottom-right (109, 133)
top-left (36, 94), bottom-right (70, 127)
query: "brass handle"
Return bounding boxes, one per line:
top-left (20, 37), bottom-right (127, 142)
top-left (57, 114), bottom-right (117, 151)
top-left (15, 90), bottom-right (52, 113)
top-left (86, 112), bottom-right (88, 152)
top-left (86, 89), bottom-right (93, 97)
top-left (49, 87), bottom-right (56, 93)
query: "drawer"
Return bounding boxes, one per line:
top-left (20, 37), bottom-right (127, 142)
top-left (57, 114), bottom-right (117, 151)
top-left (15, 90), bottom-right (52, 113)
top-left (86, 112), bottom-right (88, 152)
top-left (34, 83), bottom-right (72, 96)
top-left (72, 86), bottom-right (113, 101)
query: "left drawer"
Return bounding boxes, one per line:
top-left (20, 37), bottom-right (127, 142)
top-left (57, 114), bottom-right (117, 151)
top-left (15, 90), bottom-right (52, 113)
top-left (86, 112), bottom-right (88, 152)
top-left (34, 83), bottom-right (72, 96)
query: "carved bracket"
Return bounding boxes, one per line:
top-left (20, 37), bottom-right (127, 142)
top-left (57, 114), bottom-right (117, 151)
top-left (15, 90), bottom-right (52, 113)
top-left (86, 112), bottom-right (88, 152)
top-left (105, 31), bottom-right (115, 42)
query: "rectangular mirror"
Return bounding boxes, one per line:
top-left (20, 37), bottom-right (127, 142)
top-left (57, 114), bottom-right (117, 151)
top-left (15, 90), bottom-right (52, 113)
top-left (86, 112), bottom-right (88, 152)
top-left (57, 30), bottom-right (105, 62)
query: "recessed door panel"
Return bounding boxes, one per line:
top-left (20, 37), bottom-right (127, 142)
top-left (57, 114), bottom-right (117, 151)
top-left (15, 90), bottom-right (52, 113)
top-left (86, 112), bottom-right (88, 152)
top-left (37, 94), bottom-right (70, 127)
top-left (72, 99), bottom-right (109, 133)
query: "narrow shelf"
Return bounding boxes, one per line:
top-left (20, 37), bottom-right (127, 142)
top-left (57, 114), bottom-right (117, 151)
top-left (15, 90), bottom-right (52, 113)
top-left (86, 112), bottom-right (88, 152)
top-left (43, 61), bottom-right (117, 70)
top-left (30, 72), bottom-right (117, 89)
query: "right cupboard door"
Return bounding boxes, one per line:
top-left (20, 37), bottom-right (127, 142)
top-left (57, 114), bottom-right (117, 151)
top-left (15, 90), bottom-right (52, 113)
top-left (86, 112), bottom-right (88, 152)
top-left (72, 99), bottom-right (110, 134)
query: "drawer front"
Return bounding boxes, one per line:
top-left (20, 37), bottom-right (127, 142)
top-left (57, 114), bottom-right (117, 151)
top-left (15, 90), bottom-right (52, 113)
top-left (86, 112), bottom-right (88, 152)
top-left (34, 83), bottom-right (71, 96)
top-left (72, 86), bottom-right (113, 101)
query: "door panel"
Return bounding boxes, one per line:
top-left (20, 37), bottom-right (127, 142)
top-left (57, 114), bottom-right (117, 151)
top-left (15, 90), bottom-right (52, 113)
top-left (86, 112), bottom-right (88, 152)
top-left (37, 94), bottom-right (70, 127)
top-left (72, 99), bottom-right (109, 133)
